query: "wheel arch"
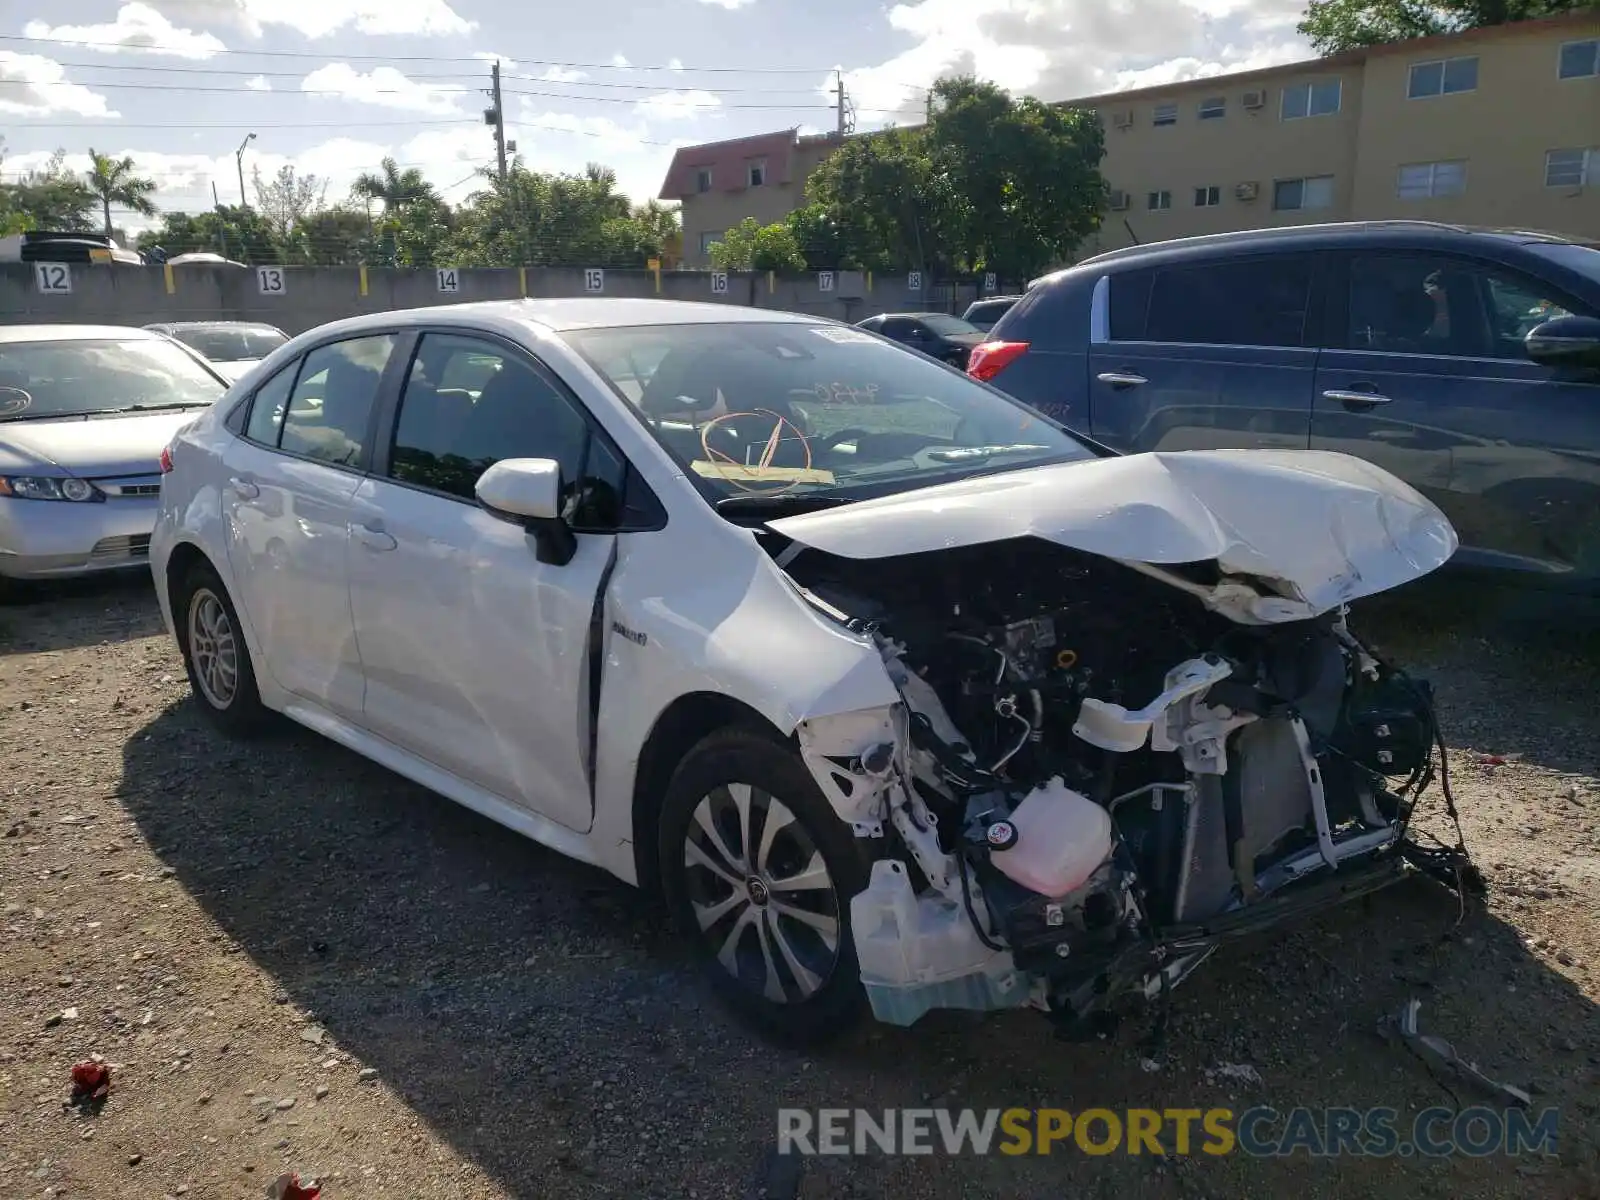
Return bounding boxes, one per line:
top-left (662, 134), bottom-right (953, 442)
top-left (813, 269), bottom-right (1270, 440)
top-left (629, 690), bottom-right (785, 897)
top-left (162, 539), bottom-right (215, 633)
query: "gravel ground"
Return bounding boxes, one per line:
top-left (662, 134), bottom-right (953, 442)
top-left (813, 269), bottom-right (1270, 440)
top-left (1, 573), bottom-right (1597, 1200)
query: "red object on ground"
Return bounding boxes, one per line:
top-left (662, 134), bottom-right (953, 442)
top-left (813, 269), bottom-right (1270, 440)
top-left (267, 1173), bottom-right (322, 1200)
top-left (70, 1061), bottom-right (111, 1101)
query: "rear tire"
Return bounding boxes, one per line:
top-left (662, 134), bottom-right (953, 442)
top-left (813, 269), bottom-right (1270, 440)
top-left (175, 562), bottom-right (269, 737)
top-left (658, 727), bottom-right (870, 1047)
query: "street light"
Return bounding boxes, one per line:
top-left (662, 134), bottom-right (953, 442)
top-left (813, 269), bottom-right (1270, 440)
top-left (235, 132), bottom-right (256, 208)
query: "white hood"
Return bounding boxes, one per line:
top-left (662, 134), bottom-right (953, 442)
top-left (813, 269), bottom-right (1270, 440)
top-left (768, 449), bottom-right (1458, 618)
top-left (0, 409), bottom-right (204, 478)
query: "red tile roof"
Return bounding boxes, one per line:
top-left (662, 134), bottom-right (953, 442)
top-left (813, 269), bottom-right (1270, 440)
top-left (657, 129), bottom-right (804, 200)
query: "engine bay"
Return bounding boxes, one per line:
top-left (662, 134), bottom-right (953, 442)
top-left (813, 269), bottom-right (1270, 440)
top-left (779, 534), bottom-right (1451, 1034)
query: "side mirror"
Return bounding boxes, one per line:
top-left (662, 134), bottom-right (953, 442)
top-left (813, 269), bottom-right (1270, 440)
top-left (475, 457), bottom-right (577, 566)
top-left (1525, 315), bottom-right (1600, 369)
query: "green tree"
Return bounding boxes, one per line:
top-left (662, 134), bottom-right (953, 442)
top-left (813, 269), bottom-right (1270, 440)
top-left (138, 206), bottom-right (278, 263)
top-left (85, 149), bottom-right (158, 238)
top-left (1, 149), bottom-right (96, 231)
top-left (294, 206), bottom-right (373, 266)
top-left (783, 203), bottom-right (852, 270)
top-left (1298, 0), bottom-right (1588, 53)
top-left (707, 216), bottom-right (807, 271)
top-left (252, 164), bottom-right (328, 254)
top-left (802, 127), bottom-right (951, 273)
top-left (924, 76), bottom-right (1106, 280)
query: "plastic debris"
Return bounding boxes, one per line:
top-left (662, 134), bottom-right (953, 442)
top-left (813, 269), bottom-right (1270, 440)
top-left (266, 1173), bottom-right (322, 1200)
top-left (1379, 997), bottom-right (1531, 1108)
top-left (70, 1060), bottom-right (111, 1103)
top-left (1205, 1062), bottom-right (1263, 1086)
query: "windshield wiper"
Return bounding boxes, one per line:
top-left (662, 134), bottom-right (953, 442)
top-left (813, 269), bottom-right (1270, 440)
top-left (118, 402), bottom-right (213, 412)
top-left (715, 493), bottom-right (857, 517)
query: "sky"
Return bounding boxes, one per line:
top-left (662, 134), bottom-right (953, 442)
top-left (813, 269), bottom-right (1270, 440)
top-left (0, 0), bottom-right (1316, 232)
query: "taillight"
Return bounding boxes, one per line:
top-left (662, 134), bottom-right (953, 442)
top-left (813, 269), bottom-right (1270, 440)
top-left (158, 444), bottom-right (174, 474)
top-left (966, 340), bottom-right (1029, 383)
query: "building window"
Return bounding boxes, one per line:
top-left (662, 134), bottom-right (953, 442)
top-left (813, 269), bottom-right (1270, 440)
top-left (699, 230), bottom-right (723, 254)
top-left (1281, 79), bottom-right (1341, 119)
top-left (1408, 56), bottom-right (1479, 98)
top-left (1152, 103), bottom-right (1178, 126)
top-left (1198, 97), bottom-right (1225, 120)
top-left (747, 160), bottom-right (766, 188)
top-left (1545, 148), bottom-right (1593, 188)
top-left (694, 168), bottom-right (713, 193)
top-left (1397, 160), bottom-right (1467, 199)
top-left (1194, 185), bottom-right (1221, 207)
top-left (1147, 190), bottom-right (1172, 211)
top-left (1273, 175), bottom-right (1335, 210)
top-left (1558, 38), bottom-right (1599, 79)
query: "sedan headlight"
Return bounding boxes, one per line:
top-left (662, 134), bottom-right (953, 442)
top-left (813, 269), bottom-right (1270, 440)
top-left (0, 475), bottom-right (104, 502)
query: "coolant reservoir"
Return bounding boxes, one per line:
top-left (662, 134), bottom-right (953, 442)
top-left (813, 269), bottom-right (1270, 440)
top-left (988, 778), bottom-right (1113, 898)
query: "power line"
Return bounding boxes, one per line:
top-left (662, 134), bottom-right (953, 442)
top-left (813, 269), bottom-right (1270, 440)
top-left (0, 33), bottom-right (836, 73)
top-left (9, 118), bottom-right (482, 129)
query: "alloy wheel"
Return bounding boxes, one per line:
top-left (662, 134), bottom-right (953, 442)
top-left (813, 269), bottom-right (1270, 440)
top-left (682, 783), bottom-right (841, 1004)
top-left (187, 587), bottom-right (239, 710)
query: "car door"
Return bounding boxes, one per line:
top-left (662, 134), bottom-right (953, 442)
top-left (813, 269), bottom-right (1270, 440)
top-left (1313, 251), bottom-right (1600, 580)
top-left (1085, 254), bottom-right (1323, 454)
top-left (221, 333), bottom-right (400, 718)
top-left (344, 330), bottom-right (639, 834)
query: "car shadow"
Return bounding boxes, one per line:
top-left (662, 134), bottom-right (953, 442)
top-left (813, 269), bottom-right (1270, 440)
top-left (0, 572), bottom-right (166, 655)
top-left (119, 699), bottom-right (1599, 1199)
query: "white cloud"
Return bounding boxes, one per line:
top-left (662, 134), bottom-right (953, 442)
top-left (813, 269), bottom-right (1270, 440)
top-left (301, 63), bottom-right (463, 115)
top-left (473, 51), bottom-right (519, 68)
top-left (0, 51), bottom-right (120, 117)
top-left (611, 54), bottom-right (632, 70)
top-left (840, 0), bottom-right (1311, 125)
top-left (23, 3), bottom-right (227, 60)
top-left (697, 0), bottom-right (757, 8)
top-left (244, 74), bottom-right (271, 90)
top-left (147, 0), bottom-right (474, 40)
top-left (635, 89), bottom-right (723, 121)
top-left (539, 67), bottom-right (588, 83)
top-left (668, 58), bottom-right (685, 72)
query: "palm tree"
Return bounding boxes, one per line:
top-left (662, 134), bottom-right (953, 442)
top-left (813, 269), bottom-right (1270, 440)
top-left (85, 149), bottom-right (158, 238)
top-left (350, 157), bottom-right (437, 212)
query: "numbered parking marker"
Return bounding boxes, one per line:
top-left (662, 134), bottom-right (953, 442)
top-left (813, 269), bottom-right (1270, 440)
top-left (818, 271), bottom-right (835, 292)
top-left (710, 271), bottom-right (729, 295)
top-left (34, 263), bottom-right (72, 294)
top-left (907, 271), bottom-right (923, 292)
top-left (984, 272), bottom-right (997, 292)
top-left (436, 267), bottom-right (460, 293)
top-left (256, 266), bottom-right (286, 295)
top-left (584, 268), bottom-right (605, 293)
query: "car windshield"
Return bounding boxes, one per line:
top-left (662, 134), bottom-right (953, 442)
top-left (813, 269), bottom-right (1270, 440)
top-left (1523, 241), bottom-right (1600, 279)
top-left (565, 321), bottom-right (1094, 506)
top-left (0, 338), bottom-right (226, 421)
top-left (918, 313), bottom-right (982, 337)
top-left (171, 326), bottom-right (287, 361)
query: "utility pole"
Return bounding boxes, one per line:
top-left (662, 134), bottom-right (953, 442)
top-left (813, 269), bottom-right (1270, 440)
top-left (833, 69), bottom-right (846, 137)
top-left (486, 61), bottom-right (508, 183)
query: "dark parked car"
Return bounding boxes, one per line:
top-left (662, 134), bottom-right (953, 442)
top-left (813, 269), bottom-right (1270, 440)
top-left (962, 295), bottom-right (1022, 332)
top-left (857, 312), bottom-right (986, 367)
top-left (971, 221), bottom-right (1600, 593)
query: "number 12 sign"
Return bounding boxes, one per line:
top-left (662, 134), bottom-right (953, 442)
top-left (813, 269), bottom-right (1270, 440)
top-left (35, 263), bottom-right (72, 294)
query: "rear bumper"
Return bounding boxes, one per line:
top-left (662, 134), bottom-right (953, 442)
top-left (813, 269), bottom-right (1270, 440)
top-left (0, 495), bottom-right (159, 580)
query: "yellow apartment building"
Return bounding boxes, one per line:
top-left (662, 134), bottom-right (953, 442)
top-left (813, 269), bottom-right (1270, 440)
top-left (658, 12), bottom-right (1600, 266)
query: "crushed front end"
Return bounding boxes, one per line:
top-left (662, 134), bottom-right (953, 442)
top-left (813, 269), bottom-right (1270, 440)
top-left (787, 538), bottom-right (1475, 1037)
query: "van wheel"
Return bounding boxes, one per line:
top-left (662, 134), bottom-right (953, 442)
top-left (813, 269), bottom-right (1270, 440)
top-left (176, 563), bottom-right (269, 736)
top-left (659, 728), bottom-right (870, 1046)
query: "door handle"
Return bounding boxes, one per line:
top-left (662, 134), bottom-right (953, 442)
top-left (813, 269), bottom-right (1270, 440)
top-left (228, 476), bottom-right (259, 500)
top-left (1097, 372), bottom-right (1148, 388)
top-left (353, 522), bottom-right (397, 552)
top-left (1323, 388), bottom-right (1394, 408)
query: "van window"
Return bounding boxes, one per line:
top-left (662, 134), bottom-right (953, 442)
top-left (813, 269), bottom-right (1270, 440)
top-left (1144, 256), bottom-right (1314, 347)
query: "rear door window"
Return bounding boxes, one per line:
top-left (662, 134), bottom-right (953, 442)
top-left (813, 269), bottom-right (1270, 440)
top-left (244, 361), bottom-right (297, 446)
top-left (1144, 256), bottom-right (1315, 347)
top-left (278, 334), bottom-right (397, 468)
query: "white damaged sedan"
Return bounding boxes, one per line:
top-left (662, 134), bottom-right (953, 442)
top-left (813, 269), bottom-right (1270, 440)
top-left (151, 299), bottom-right (1473, 1044)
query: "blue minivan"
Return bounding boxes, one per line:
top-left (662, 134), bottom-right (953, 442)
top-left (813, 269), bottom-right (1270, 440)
top-left (971, 221), bottom-right (1600, 592)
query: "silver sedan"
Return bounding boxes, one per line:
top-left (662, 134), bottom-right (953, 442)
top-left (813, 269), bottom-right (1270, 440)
top-left (0, 325), bottom-right (228, 592)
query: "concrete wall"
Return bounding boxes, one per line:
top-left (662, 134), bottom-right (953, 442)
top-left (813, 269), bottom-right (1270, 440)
top-left (0, 263), bottom-right (977, 333)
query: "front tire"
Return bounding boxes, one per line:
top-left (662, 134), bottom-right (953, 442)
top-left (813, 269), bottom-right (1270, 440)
top-left (659, 727), bottom-right (870, 1046)
top-left (175, 563), bottom-right (269, 737)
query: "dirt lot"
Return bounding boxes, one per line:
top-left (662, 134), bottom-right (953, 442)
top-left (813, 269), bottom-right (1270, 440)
top-left (1, 575), bottom-right (1597, 1200)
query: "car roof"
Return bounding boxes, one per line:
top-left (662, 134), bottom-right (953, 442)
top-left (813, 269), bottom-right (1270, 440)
top-left (290, 298), bottom-right (831, 344)
top-left (1063, 220), bottom-right (1590, 276)
top-left (147, 321), bottom-right (285, 333)
top-left (0, 324), bottom-right (164, 345)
